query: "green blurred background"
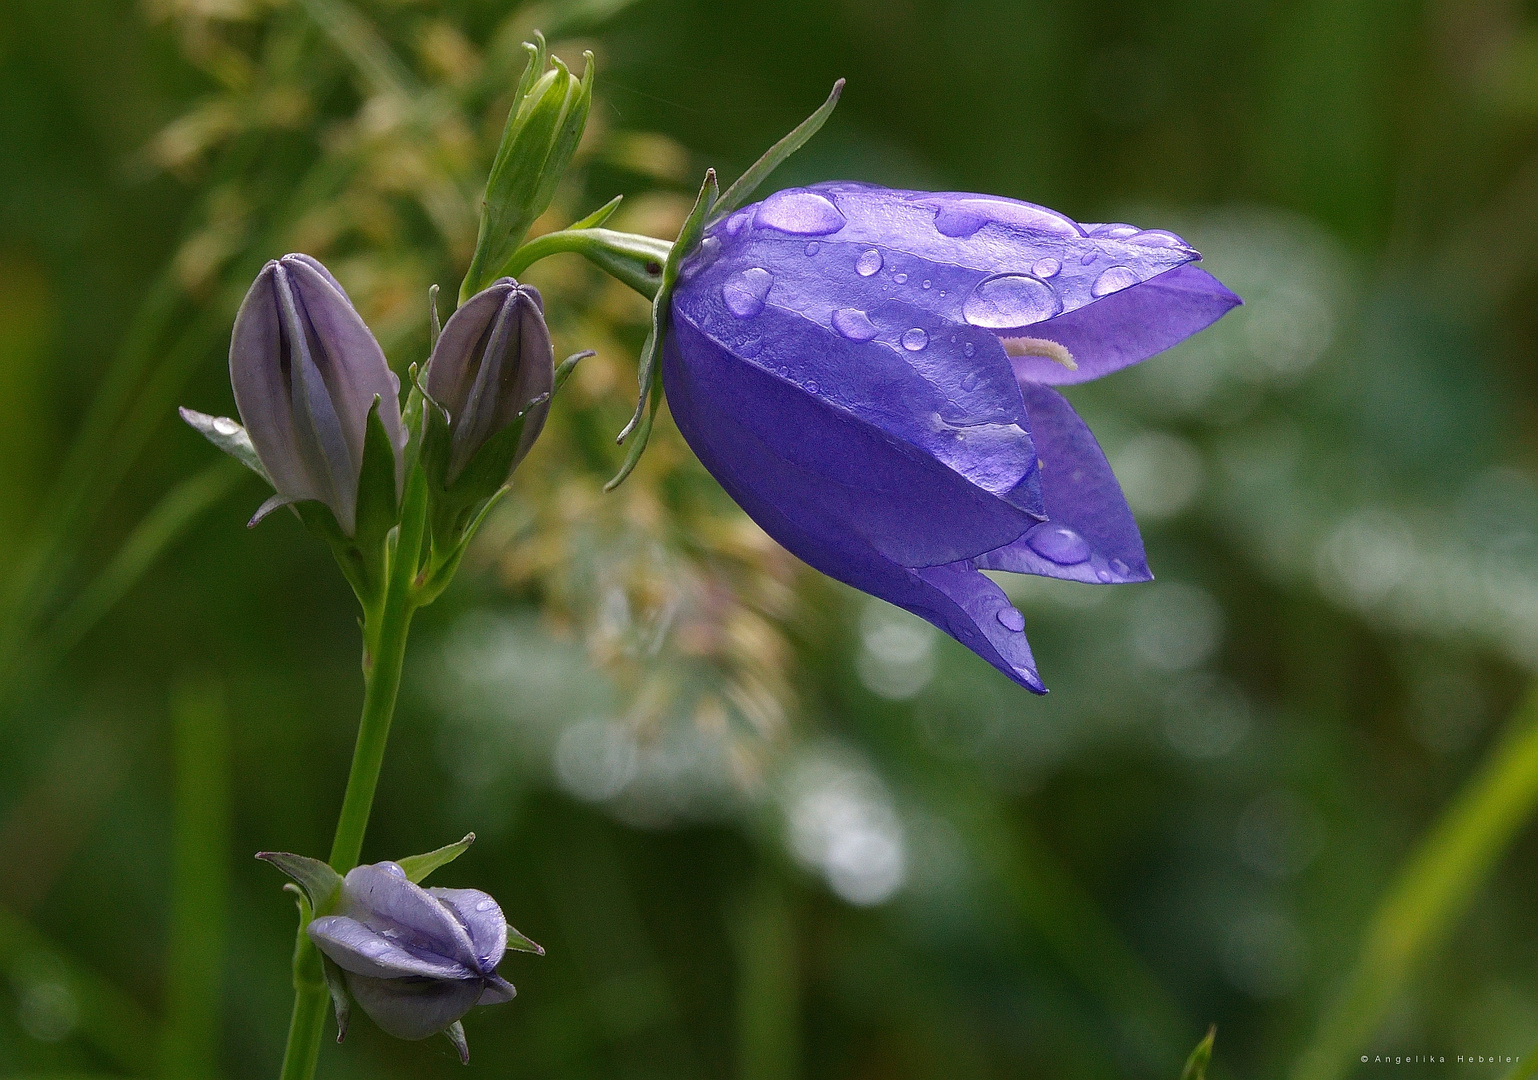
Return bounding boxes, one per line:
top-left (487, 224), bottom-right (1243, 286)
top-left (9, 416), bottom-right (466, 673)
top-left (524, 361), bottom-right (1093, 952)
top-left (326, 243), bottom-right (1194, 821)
top-left (5, 0), bottom-right (1538, 1078)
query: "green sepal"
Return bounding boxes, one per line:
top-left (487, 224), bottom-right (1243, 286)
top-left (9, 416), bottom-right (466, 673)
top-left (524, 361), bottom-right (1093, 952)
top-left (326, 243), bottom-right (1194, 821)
top-left (711, 79), bottom-right (845, 224)
top-left (396, 832), bottom-right (475, 884)
top-left (258, 851), bottom-right (344, 916)
top-left (506, 922), bottom-right (545, 956)
top-left (444, 1020), bottom-right (470, 1064)
top-left (606, 168), bottom-right (718, 491)
top-left (415, 487), bottom-right (508, 608)
top-left (503, 227), bottom-right (670, 301)
top-left (554, 350), bottom-right (595, 396)
top-left (423, 393), bottom-right (544, 562)
top-left (462, 45), bottom-right (594, 302)
top-left (352, 395), bottom-right (402, 556)
top-left (570, 194), bottom-right (623, 230)
top-left (1181, 1026), bottom-right (1216, 1080)
top-left (320, 953), bottom-right (351, 1042)
top-left (178, 407), bottom-right (272, 485)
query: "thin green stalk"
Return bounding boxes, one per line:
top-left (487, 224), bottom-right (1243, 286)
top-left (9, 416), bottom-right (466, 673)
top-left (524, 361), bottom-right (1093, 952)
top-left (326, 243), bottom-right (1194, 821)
top-left (1291, 682), bottom-right (1538, 1080)
top-left (277, 470), bottom-right (428, 1080)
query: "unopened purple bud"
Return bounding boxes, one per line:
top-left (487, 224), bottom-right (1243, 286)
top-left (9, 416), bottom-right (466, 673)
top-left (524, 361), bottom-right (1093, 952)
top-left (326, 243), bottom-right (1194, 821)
top-left (425, 277), bottom-right (554, 487)
top-left (307, 861), bottom-right (533, 1049)
top-left (229, 254), bottom-right (405, 535)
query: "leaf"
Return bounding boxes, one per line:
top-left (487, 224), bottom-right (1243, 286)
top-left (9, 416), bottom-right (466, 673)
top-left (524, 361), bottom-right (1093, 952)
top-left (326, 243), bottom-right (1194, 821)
top-left (1181, 1026), bottom-right (1216, 1080)
top-left (396, 832), bottom-right (475, 884)
top-left (711, 79), bottom-right (845, 223)
top-left (257, 851), bottom-right (343, 914)
top-left (352, 395), bottom-right (402, 550)
top-left (570, 194), bottom-right (623, 230)
top-left (506, 922), bottom-right (546, 956)
top-left (179, 407), bottom-right (272, 485)
top-left (605, 168), bottom-right (718, 491)
top-left (554, 350), bottom-right (596, 396)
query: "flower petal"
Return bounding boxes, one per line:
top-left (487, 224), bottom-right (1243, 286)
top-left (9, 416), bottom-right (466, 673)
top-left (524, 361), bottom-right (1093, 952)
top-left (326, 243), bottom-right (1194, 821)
top-left (665, 311), bottom-right (1039, 568)
top-left (976, 384), bottom-right (1150, 585)
top-left (1005, 264), bottom-right (1242, 386)
top-left (307, 915), bottom-right (474, 981)
top-left (664, 337), bottom-right (1043, 691)
top-left (341, 863), bottom-right (480, 972)
top-left (428, 887), bottom-right (508, 973)
top-left (342, 971), bottom-right (484, 1041)
top-left (229, 263), bottom-right (321, 504)
top-left (477, 973), bottom-right (517, 1006)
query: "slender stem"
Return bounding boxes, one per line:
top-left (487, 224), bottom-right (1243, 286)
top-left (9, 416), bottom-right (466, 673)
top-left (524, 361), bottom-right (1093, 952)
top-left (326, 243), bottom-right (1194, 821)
top-left (1291, 682), bottom-right (1538, 1080)
top-left (276, 472), bottom-right (428, 1080)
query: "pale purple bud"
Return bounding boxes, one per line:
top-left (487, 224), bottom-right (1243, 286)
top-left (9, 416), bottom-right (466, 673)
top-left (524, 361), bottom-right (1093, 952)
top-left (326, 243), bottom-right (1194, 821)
top-left (229, 254), bottom-right (405, 534)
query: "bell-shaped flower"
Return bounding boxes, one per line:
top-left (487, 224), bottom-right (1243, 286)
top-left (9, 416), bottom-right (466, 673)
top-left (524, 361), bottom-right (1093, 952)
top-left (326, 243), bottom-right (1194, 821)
top-left (228, 253), bottom-right (405, 535)
top-left (663, 182), bottom-right (1240, 691)
top-left (424, 277), bottom-right (554, 491)
top-left (306, 861), bottom-right (535, 1055)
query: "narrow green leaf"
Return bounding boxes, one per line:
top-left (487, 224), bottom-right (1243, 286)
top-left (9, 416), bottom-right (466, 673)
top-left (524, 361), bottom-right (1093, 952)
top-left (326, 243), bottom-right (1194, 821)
top-left (712, 79), bottom-right (844, 223)
top-left (606, 168), bottom-right (717, 491)
top-left (1181, 1027), bottom-right (1216, 1080)
top-left (506, 923), bottom-right (546, 955)
top-left (257, 852), bottom-right (344, 915)
top-left (397, 832), bottom-right (475, 884)
top-left (570, 194), bottom-right (623, 230)
top-left (554, 350), bottom-right (596, 395)
top-left (179, 407), bottom-right (272, 484)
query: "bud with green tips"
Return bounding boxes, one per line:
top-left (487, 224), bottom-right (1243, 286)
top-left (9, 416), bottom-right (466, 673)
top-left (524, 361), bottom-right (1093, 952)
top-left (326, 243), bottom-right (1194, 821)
top-left (460, 35), bottom-right (593, 302)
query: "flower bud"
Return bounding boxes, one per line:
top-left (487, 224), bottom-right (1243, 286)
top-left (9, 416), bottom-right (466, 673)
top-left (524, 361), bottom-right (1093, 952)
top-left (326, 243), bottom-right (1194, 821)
top-left (306, 861), bottom-right (538, 1057)
top-left (229, 254), bottom-right (404, 535)
top-left (425, 277), bottom-right (554, 489)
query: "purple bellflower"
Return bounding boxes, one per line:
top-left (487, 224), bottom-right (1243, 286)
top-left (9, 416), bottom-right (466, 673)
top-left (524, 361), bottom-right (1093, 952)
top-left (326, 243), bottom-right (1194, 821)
top-left (663, 182), bottom-right (1240, 692)
top-left (228, 254), bottom-right (405, 535)
top-left (306, 861), bottom-right (535, 1058)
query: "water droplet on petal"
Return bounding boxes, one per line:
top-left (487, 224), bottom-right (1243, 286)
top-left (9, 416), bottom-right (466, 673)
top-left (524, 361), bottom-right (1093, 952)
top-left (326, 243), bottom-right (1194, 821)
top-left (723, 267), bottom-right (773, 318)
top-left (680, 236), bottom-right (721, 280)
top-left (997, 606), bottom-right (1026, 632)
top-left (212, 417), bottom-right (240, 436)
top-left (1096, 568), bottom-right (1112, 582)
top-left (756, 189), bottom-right (846, 235)
top-left (921, 279), bottom-right (932, 289)
top-left (1090, 222), bottom-right (1140, 239)
top-left (1024, 523), bottom-right (1091, 565)
top-left (725, 209), bottom-right (752, 235)
top-left (475, 898), bottom-right (496, 912)
top-left (1091, 266), bottom-right (1139, 297)
top-left (893, 272), bottom-right (908, 284)
top-left (804, 241), bottom-right (820, 256)
top-left (831, 308), bottom-right (879, 342)
top-left (1109, 558), bottom-right (1130, 576)
top-left (1081, 250), bottom-right (1098, 265)
top-left (962, 341), bottom-right (976, 358)
top-left (961, 372), bottom-right (980, 391)
top-left (901, 328), bottom-right (928, 351)
top-left (963, 273), bottom-right (1062, 329)
top-left (1031, 257), bottom-right (1061, 279)
top-left (1130, 229), bottom-right (1186, 248)
top-left (804, 380), bottom-right (820, 394)
top-left (856, 249), bottom-right (882, 276)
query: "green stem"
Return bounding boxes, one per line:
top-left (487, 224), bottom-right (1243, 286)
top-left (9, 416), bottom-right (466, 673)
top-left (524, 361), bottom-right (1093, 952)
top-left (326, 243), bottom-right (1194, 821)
top-left (1291, 682), bottom-right (1538, 1080)
top-left (276, 471), bottom-right (428, 1080)
top-left (501, 227), bottom-right (669, 300)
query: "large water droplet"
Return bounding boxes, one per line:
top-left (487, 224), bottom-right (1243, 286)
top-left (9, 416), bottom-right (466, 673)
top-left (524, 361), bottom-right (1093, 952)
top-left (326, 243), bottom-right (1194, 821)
top-left (893, 272), bottom-right (908, 284)
top-left (1024, 523), bottom-right (1091, 565)
top-left (901, 328), bottom-right (928, 351)
top-left (1031, 257), bottom-right (1061, 279)
top-left (1091, 265), bottom-right (1139, 297)
top-left (930, 198), bottom-right (1081, 239)
top-left (756, 189), bottom-right (846, 235)
top-left (723, 267), bottom-right (773, 318)
top-left (1130, 229), bottom-right (1186, 248)
top-left (997, 606), bottom-right (1026, 632)
top-left (212, 417), bottom-right (241, 436)
top-left (962, 273), bottom-right (1062, 329)
top-left (856, 249), bottom-right (882, 276)
top-left (1089, 222), bottom-right (1139, 239)
top-left (831, 308), bottom-right (878, 342)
